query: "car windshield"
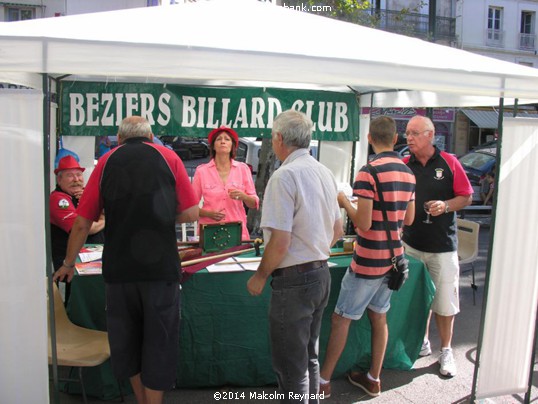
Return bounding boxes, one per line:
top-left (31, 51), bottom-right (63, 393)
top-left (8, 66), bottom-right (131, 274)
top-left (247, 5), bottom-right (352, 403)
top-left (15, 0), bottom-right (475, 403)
top-left (459, 151), bottom-right (496, 171)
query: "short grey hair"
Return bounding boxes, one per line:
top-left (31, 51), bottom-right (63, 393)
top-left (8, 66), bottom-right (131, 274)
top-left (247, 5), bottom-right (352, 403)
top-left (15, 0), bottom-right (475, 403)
top-left (408, 115), bottom-right (435, 144)
top-left (272, 110), bottom-right (312, 149)
top-left (118, 116), bottom-right (152, 141)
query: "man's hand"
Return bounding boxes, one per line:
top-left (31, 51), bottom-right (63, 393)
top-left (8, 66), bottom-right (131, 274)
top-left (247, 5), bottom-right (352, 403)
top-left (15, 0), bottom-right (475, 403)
top-left (72, 187), bottom-right (84, 200)
top-left (337, 191), bottom-right (348, 208)
top-left (53, 265), bottom-right (75, 283)
top-left (247, 272), bottom-right (268, 296)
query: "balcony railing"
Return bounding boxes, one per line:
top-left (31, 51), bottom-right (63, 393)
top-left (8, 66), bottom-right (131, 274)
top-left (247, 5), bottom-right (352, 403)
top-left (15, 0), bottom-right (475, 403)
top-left (519, 33), bottom-right (536, 50)
top-left (367, 9), bottom-right (456, 42)
top-left (303, 6), bottom-right (457, 43)
top-left (486, 29), bottom-right (504, 47)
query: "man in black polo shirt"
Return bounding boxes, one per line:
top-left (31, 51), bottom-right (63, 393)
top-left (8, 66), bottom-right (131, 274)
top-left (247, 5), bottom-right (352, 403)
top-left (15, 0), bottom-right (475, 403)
top-left (54, 116), bottom-right (199, 403)
top-left (402, 115), bottom-right (472, 378)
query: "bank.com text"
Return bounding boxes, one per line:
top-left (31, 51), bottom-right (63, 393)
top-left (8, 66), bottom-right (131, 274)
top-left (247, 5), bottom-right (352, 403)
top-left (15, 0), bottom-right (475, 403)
top-left (281, 3), bottom-right (332, 13)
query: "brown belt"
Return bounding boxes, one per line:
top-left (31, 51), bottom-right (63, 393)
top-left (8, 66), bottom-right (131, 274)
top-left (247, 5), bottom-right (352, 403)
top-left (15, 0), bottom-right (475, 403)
top-left (272, 260), bottom-right (327, 277)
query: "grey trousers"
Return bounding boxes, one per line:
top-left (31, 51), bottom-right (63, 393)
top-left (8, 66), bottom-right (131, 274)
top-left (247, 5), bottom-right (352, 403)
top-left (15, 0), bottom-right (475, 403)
top-left (269, 264), bottom-right (331, 404)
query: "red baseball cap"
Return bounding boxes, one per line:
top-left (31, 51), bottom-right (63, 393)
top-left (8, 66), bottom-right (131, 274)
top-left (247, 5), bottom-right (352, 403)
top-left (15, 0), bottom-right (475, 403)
top-left (54, 155), bottom-right (85, 175)
top-left (207, 126), bottom-right (239, 147)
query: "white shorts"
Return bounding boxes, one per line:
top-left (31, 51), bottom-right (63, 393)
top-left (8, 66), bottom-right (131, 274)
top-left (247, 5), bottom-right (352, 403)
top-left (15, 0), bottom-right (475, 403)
top-left (404, 243), bottom-right (460, 316)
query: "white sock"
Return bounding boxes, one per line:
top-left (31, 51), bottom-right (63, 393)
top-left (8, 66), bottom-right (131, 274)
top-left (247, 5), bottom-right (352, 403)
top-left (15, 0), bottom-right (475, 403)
top-left (441, 347), bottom-right (452, 351)
top-left (320, 376), bottom-right (330, 385)
top-left (367, 372), bottom-right (380, 382)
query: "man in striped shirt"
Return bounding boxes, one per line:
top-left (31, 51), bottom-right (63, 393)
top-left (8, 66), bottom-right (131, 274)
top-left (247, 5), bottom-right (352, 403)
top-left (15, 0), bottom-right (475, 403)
top-left (319, 116), bottom-right (416, 398)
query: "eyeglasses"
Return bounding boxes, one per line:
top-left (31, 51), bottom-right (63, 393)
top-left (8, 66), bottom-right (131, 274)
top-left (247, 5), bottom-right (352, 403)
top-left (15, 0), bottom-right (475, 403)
top-left (404, 129), bottom-right (431, 138)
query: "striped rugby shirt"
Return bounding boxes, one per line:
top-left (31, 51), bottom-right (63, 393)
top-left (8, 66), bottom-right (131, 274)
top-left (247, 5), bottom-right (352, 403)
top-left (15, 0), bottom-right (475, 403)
top-left (350, 151), bottom-right (416, 278)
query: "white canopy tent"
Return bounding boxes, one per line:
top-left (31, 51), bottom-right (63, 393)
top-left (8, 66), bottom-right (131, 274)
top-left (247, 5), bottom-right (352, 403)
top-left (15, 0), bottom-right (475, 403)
top-left (1, 0), bottom-right (538, 103)
top-left (1, 1), bottom-right (538, 402)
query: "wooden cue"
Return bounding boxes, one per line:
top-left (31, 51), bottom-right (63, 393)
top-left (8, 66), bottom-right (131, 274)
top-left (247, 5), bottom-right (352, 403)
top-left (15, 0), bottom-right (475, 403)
top-left (182, 247), bottom-right (350, 267)
top-left (181, 248), bottom-right (256, 266)
top-left (210, 250), bottom-right (352, 265)
top-left (178, 239), bottom-right (263, 247)
top-left (215, 258), bottom-right (262, 265)
top-left (329, 251), bottom-right (354, 257)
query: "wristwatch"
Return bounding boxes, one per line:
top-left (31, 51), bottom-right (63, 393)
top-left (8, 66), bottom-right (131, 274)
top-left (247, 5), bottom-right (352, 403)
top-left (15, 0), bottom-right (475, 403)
top-left (444, 201), bottom-right (450, 214)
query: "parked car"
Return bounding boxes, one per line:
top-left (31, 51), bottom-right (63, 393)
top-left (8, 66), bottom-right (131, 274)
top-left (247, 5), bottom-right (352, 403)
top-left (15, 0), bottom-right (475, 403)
top-left (159, 136), bottom-right (209, 160)
top-left (472, 140), bottom-right (497, 150)
top-left (458, 146), bottom-right (497, 204)
top-left (236, 137), bottom-right (261, 174)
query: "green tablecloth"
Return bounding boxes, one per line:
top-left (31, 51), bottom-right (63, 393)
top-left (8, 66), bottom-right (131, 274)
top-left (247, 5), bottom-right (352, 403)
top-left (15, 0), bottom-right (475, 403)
top-left (66, 252), bottom-right (434, 399)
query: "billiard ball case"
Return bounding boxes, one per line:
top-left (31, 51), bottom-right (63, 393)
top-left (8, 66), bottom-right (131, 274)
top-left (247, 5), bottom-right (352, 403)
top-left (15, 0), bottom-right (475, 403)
top-left (199, 221), bottom-right (243, 253)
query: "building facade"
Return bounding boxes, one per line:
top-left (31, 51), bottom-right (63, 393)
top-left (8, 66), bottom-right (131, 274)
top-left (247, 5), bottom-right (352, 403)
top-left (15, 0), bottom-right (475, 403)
top-left (456, 0), bottom-right (538, 67)
top-left (0, 0), bottom-right (150, 21)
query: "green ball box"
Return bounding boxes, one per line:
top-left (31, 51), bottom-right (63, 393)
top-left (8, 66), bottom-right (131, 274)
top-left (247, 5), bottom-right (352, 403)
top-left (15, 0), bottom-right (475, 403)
top-left (199, 221), bottom-right (243, 253)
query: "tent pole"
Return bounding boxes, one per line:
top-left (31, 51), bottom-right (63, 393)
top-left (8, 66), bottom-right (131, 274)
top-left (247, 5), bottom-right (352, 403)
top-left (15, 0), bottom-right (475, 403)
top-left (525, 305), bottom-right (538, 403)
top-left (513, 98), bottom-right (519, 117)
top-left (349, 92), bottom-right (360, 185)
top-left (43, 73), bottom-right (60, 404)
top-left (343, 89), bottom-right (361, 235)
top-left (470, 97), bottom-right (504, 402)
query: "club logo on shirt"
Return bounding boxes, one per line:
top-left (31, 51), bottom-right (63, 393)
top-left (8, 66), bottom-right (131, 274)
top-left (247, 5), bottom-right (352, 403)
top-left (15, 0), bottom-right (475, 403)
top-left (58, 199), bottom-right (70, 209)
top-left (434, 168), bottom-right (445, 180)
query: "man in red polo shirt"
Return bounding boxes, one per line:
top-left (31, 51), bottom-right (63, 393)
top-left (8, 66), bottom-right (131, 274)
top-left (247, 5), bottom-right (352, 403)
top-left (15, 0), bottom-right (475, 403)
top-left (54, 116), bottom-right (199, 404)
top-left (50, 155), bottom-right (105, 302)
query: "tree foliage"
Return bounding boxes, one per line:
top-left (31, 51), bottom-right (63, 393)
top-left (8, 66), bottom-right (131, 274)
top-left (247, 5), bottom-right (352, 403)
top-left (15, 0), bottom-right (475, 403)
top-left (282, 0), bottom-right (427, 32)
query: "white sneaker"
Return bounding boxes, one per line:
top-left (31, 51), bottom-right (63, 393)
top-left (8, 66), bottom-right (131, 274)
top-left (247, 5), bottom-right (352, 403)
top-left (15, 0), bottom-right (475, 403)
top-left (419, 340), bottom-right (431, 357)
top-left (439, 348), bottom-right (457, 377)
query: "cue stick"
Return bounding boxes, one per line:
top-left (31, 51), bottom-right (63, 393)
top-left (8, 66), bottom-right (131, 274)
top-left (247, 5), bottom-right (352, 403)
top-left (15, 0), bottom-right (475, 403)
top-left (181, 248), bottom-right (255, 266)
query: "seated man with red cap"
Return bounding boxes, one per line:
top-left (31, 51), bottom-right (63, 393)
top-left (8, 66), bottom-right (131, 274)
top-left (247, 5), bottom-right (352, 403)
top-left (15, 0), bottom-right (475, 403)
top-left (50, 155), bottom-right (105, 302)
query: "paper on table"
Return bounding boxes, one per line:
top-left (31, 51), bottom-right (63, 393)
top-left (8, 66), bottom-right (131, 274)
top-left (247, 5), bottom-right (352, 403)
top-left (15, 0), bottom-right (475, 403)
top-left (206, 257), bottom-right (261, 273)
top-left (79, 251), bottom-right (103, 263)
top-left (75, 260), bottom-right (102, 276)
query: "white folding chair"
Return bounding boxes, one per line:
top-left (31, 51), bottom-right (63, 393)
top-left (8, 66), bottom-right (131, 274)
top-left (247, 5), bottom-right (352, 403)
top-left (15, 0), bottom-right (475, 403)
top-left (457, 218), bottom-right (480, 305)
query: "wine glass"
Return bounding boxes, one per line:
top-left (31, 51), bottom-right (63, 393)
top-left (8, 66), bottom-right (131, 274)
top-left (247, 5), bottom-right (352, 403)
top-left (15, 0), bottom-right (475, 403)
top-left (423, 201), bottom-right (433, 224)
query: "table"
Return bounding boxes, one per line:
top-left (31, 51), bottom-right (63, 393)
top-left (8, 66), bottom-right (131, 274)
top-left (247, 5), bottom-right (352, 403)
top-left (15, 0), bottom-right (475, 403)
top-left (65, 252), bottom-right (434, 399)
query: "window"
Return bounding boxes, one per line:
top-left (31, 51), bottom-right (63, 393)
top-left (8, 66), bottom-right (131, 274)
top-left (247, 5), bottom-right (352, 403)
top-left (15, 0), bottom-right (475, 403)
top-left (520, 11), bottom-right (535, 50)
top-left (6, 7), bottom-right (35, 21)
top-left (487, 7), bottom-right (503, 46)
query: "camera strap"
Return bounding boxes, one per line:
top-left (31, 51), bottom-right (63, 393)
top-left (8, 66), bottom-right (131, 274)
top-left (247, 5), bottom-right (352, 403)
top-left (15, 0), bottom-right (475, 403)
top-left (366, 163), bottom-right (399, 271)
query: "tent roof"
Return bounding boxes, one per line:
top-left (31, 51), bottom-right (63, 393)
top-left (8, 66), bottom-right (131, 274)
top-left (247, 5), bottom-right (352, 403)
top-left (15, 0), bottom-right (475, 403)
top-left (1, 0), bottom-right (538, 105)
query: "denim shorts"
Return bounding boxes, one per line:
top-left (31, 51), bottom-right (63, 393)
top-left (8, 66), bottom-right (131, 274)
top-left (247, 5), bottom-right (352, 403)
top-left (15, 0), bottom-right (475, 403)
top-left (334, 268), bottom-right (393, 320)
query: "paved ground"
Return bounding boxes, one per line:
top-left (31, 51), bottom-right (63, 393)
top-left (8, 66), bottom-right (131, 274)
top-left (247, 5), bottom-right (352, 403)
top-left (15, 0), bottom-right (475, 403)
top-left (51, 214), bottom-right (538, 403)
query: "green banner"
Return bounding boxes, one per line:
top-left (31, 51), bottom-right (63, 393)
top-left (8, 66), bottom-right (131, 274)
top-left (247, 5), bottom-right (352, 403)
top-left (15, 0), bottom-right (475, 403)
top-left (59, 82), bottom-right (359, 141)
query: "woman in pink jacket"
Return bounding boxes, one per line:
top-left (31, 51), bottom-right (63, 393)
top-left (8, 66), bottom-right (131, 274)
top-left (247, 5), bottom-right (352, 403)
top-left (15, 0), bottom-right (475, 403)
top-left (192, 127), bottom-right (259, 241)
